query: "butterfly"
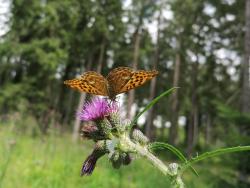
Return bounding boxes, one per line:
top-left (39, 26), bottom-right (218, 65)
top-left (64, 67), bottom-right (158, 100)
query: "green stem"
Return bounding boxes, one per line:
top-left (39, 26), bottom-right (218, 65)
top-left (119, 134), bottom-right (184, 187)
top-left (120, 134), bottom-right (170, 175)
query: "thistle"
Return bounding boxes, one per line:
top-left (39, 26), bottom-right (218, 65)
top-left (76, 90), bottom-right (250, 188)
top-left (77, 97), bottom-right (118, 122)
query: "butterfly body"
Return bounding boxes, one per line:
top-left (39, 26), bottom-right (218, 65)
top-left (64, 67), bottom-right (158, 100)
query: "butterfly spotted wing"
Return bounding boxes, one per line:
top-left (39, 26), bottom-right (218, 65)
top-left (106, 67), bottom-right (158, 98)
top-left (106, 67), bottom-right (134, 98)
top-left (64, 67), bottom-right (158, 99)
top-left (118, 69), bottom-right (158, 93)
top-left (64, 71), bottom-right (108, 96)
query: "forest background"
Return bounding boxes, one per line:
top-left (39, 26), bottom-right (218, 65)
top-left (0, 0), bottom-right (250, 187)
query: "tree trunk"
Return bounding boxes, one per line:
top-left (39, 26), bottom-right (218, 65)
top-left (242, 0), bottom-right (250, 113)
top-left (145, 12), bottom-right (161, 140)
top-left (238, 0), bottom-right (250, 184)
top-left (145, 77), bottom-right (157, 139)
top-left (72, 39), bottom-right (106, 142)
top-left (56, 59), bottom-right (75, 125)
top-left (72, 55), bottom-right (93, 142)
top-left (62, 89), bottom-right (74, 126)
top-left (187, 61), bottom-right (199, 157)
top-left (169, 50), bottom-right (181, 145)
top-left (126, 1), bottom-right (152, 119)
top-left (72, 93), bottom-right (87, 141)
top-left (205, 113), bottom-right (212, 145)
top-left (126, 28), bottom-right (141, 119)
top-left (96, 39), bottom-right (106, 74)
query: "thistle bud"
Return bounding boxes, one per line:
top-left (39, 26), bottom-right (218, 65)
top-left (81, 141), bottom-right (107, 176)
top-left (123, 119), bottom-right (132, 131)
top-left (94, 140), bottom-right (108, 153)
top-left (132, 129), bottom-right (149, 145)
top-left (169, 163), bottom-right (179, 176)
top-left (80, 123), bottom-right (105, 141)
top-left (110, 151), bottom-right (122, 169)
top-left (81, 154), bottom-right (97, 176)
top-left (108, 113), bottom-right (125, 133)
top-left (97, 118), bottom-right (112, 136)
top-left (108, 113), bottom-right (120, 127)
top-left (121, 153), bottom-right (132, 165)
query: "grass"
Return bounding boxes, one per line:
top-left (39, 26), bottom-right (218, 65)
top-left (0, 125), bottom-right (170, 188)
top-left (0, 123), bottom-right (244, 188)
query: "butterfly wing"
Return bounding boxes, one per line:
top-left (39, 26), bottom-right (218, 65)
top-left (118, 70), bottom-right (158, 94)
top-left (106, 67), bottom-right (134, 97)
top-left (64, 71), bottom-right (109, 96)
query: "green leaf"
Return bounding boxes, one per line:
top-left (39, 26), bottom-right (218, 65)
top-left (182, 146), bottom-right (250, 172)
top-left (130, 87), bottom-right (178, 128)
top-left (149, 142), bottom-right (199, 177)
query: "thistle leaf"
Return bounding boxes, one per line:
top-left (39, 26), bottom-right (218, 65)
top-left (149, 142), bottom-right (198, 177)
top-left (182, 146), bottom-right (250, 172)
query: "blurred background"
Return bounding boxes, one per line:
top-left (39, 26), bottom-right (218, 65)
top-left (0, 0), bottom-right (250, 187)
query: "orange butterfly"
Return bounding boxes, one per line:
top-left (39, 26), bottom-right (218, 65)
top-left (64, 67), bottom-right (158, 100)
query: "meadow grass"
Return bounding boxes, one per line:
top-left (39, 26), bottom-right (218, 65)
top-left (0, 124), bottom-right (240, 188)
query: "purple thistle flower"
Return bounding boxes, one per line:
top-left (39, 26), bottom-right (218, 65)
top-left (77, 97), bottom-right (118, 121)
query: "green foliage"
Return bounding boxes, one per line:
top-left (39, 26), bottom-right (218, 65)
top-left (216, 102), bottom-right (250, 125)
top-left (131, 87), bottom-right (178, 127)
